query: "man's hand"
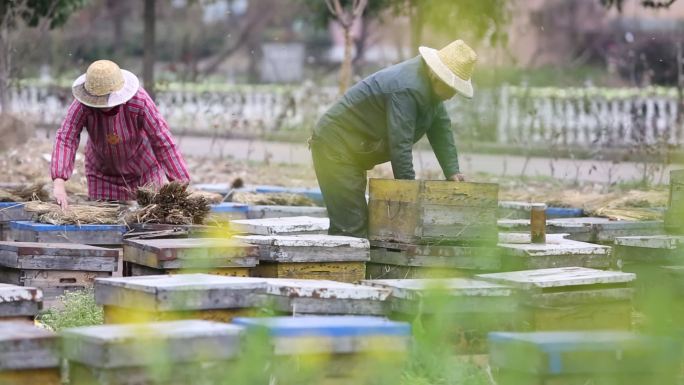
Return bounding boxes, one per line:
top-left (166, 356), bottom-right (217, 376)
top-left (53, 179), bottom-right (69, 210)
top-left (449, 173), bottom-right (466, 182)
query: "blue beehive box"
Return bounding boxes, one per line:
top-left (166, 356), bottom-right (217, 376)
top-left (0, 202), bottom-right (31, 241)
top-left (9, 221), bottom-right (127, 246)
top-left (488, 331), bottom-right (680, 385)
top-left (233, 316), bottom-right (410, 355)
top-left (210, 202), bottom-right (249, 220)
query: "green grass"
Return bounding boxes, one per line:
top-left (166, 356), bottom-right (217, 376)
top-left (37, 289), bottom-right (104, 331)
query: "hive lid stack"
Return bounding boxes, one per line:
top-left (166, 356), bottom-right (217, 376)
top-left (9, 221), bottom-right (127, 246)
top-left (0, 242), bottom-right (118, 307)
top-left (262, 278), bottom-right (390, 315)
top-left (122, 238), bottom-right (259, 277)
top-left (0, 321), bottom-right (60, 385)
top-left (62, 320), bottom-right (243, 385)
top-left (95, 274), bottom-right (267, 324)
top-left (0, 283), bottom-right (42, 322)
top-left (488, 331), bottom-right (681, 385)
top-left (233, 316), bottom-right (410, 383)
top-left (477, 267), bottom-right (636, 331)
top-left (367, 179), bottom-right (500, 278)
top-left (238, 234), bottom-right (369, 282)
top-left (362, 277), bottom-right (518, 353)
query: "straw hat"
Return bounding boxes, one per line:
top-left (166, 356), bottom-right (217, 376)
top-left (419, 40), bottom-right (477, 99)
top-left (72, 60), bottom-right (139, 108)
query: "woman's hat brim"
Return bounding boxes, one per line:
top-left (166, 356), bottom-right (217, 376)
top-left (419, 46), bottom-right (473, 99)
top-left (72, 69), bottom-right (139, 108)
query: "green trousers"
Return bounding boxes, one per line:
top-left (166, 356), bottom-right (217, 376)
top-left (311, 140), bottom-right (368, 238)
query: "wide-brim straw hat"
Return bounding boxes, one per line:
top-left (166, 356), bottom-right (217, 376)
top-left (419, 40), bottom-right (477, 99)
top-left (72, 60), bottom-right (139, 108)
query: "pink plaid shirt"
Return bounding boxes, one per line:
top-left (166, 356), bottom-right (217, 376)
top-left (51, 88), bottom-right (190, 201)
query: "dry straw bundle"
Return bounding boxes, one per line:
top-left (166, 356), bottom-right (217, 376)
top-left (24, 201), bottom-right (121, 225)
top-left (124, 182), bottom-right (211, 225)
top-left (0, 182), bottom-right (50, 202)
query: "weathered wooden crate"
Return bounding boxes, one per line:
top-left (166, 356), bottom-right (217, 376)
top-left (62, 320), bottom-right (243, 385)
top-left (498, 233), bottom-right (615, 270)
top-left (0, 322), bottom-right (60, 385)
top-left (246, 205), bottom-right (328, 219)
top-left (366, 240), bottom-right (501, 279)
top-left (9, 221), bottom-right (127, 246)
top-left (239, 234), bottom-right (368, 282)
top-left (498, 217), bottom-right (665, 243)
top-left (261, 279), bottom-right (390, 315)
top-left (233, 316), bottom-right (410, 383)
top-left (368, 179), bottom-right (499, 245)
top-left (231, 216), bottom-right (330, 235)
top-left (0, 202), bottom-right (31, 241)
top-left (0, 284), bottom-right (42, 321)
top-left (488, 331), bottom-right (681, 385)
top-left (0, 241), bottom-right (119, 271)
top-left (0, 269), bottom-right (110, 307)
top-left (362, 278), bottom-right (518, 353)
top-left (123, 238), bottom-right (259, 276)
top-left (477, 267), bottom-right (636, 331)
top-left (95, 274), bottom-right (267, 323)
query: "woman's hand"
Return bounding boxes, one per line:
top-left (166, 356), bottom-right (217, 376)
top-left (53, 179), bottom-right (69, 210)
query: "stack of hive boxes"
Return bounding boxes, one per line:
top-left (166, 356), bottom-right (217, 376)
top-left (366, 179), bottom-right (500, 278)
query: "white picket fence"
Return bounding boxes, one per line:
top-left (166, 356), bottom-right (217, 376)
top-left (4, 84), bottom-right (684, 149)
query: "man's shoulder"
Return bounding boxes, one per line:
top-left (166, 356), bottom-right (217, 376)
top-left (372, 57), bottom-right (432, 99)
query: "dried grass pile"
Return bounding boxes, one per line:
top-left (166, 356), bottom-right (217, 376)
top-left (125, 182), bottom-right (210, 225)
top-left (24, 201), bottom-right (121, 225)
top-left (231, 192), bottom-right (317, 206)
top-left (0, 182), bottom-right (50, 202)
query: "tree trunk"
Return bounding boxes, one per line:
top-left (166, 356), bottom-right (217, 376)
top-left (143, 0), bottom-right (156, 100)
top-left (410, 3), bottom-right (424, 55)
top-left (339, 26), bottom-right (353, 95)
top-left (0, 22), bottom-right (12, 114)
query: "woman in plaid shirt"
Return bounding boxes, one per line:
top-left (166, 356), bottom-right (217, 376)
top-left (51, 60), bottom-right (190, 209)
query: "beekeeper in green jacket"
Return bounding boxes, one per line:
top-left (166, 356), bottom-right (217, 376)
top-left (310, 39), bottom-right (477, 238)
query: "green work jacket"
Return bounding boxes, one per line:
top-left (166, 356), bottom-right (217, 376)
top-left (313, 56), bottom-right (460, 180)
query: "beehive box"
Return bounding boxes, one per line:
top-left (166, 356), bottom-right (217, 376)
top-left (231, 216), bottom-right (330, 235)
top-left (62, 320), bottom-right (243, 385)
top-left (246, 205), bottom-right (327, 219)
top-left (368, 179), bottom-right (499, 245)
top-left (488, 331), bottom-right (680, 385)
top-left (498, 217), bottom-right (664, 243)
top-left (0, 202), bottom-right (31, 241)
top-left (262, 279), bottom-right (390, 315)
top-left (477, 267), bottom-right (636, 331)
top-left (0, 284), bottom-right (42, 322)
top-left (209, 202), bottom-right (249, 221)
top-left (498, 233), bottom-right (615, 270)
top-left (238, 234), bottom-right (368, 282)
top-left (95, 274), bottom-right (267, 323)
top-left (0, 242), bottom-right (119, 306)
top-left (9, 221), bottom-right (127, 246)
top-left (366, 240), bottom-right (502, 279)
top-left (123, 238), bottom-right (259, 276)
top-left (0, 322), bottom-right (60, 385)
top-left (233, 316), bottom-right (410, 383)
top-left (362, 278), bottom-right (518, 353)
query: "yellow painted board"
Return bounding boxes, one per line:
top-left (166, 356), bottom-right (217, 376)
top-left (252, 262), bottom-right (366, 283)
top-left (0, 369), bottom-right (61, 385)
top-left (103, 305), bottom-right (256, 324)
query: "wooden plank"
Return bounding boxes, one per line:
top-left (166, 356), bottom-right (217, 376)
top-left (103, 305), bottom-right (257, 324)
top-left (0, 242), bottom-right (119, 271)
top-left (9, 221), bottom-right (126, 245)
top-left (123, 243), bottom-right (258, 270)
top-left (262, 279), bottom-right (390, 315)
top-left (0, 283), bottom-right (42, 318)
top-left (252, 261), bottom-right (366, 283)
top-left (476, 267), bottom-right (635, 290)
top-left (369, 247), bottom-right (502, 270)
top-left (123, 238), bottom-right (258, 259)
top-left (364, 263), bottom-right (471, 280)
top-left (128, 263), bottom-right (251, 277)
top-left (367, 200), bottom-right (420, 244)
top-left (246, 205), bottom-right (327, 219)
top-left (68, 361), bottom-right (232, 385)
top-left (61, 320), bottom-right (243, 369)
top-left (94, 274), bottom-right (267, 312)
top-left (0, 322), bottom-right (59, 371)
top-left (615, 235), bottom-right (684, 249)
top-left (362, 278), bottom-right (513, 301)
top-left (526, 301), bottom-right (633, 331)
top-left (422, 181), bottom-right (499, 207)
top-left (237, 234), bottom-right (369, 263)
top-left (367, 179), bottom-right (421, 203)
top-left (230, 216), bottom-right (330, 235)
top-left (0, 369), bottom-right (61, 385)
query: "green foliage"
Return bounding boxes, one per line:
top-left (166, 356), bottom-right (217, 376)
top-left (0, 0), bottom-right (88, 29)
top-left (37, 289), bottom-right (104, 331)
